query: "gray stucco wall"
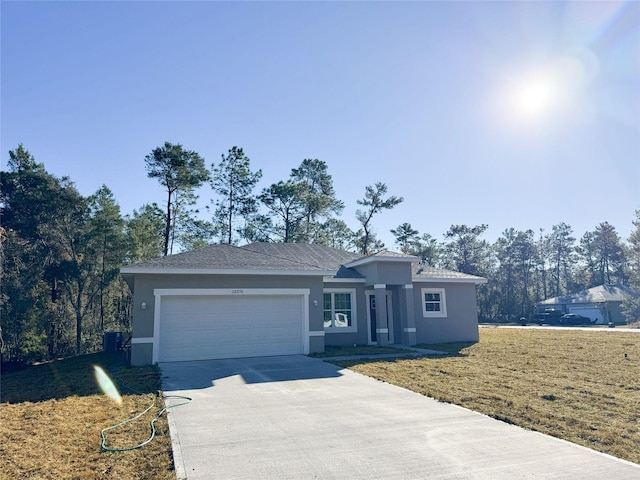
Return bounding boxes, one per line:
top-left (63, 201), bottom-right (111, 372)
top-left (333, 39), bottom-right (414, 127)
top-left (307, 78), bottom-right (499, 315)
top-left (309, 335), bottom-right (324, 353)
top-left (413, 282), bottom-right (480, 344)
top-left (325, 282), bottom-right (480, 347)
top-left (608, 302), bottom-right (626, 324)
top-left (130, 342), bottom-right (153, 367)
top-left (389, 285), bottom-right (403, 342)
top-left (353, 262), bottom-right (413, 286)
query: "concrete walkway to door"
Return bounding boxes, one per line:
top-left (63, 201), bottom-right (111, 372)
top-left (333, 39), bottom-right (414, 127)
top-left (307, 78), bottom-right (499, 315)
top-left (160, 355), bottom-right (640, 480)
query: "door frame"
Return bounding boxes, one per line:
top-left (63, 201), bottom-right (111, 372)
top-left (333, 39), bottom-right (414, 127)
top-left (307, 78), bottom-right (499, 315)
top-left (365, 290), bottom-right (393, 345)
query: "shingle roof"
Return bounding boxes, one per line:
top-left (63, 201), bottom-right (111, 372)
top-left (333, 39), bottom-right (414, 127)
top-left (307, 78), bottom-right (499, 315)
top-left (120, 242), bottom-right (363, 277)
top-left (369, 249), bottom-right (415, 258)
top-left (120, 242), bottom-right (486, 284)
top-left (411, 264), bottom-right (488, 284)
top-left (538, 284), bottom-right (639, 305)
top-left (242, 243), bottom-right (362, 271)
top-left (344, 249), bottom-right (418, 268)
top-left (241, 243), bottom-right (364, 279)
top-left (121, 243), bottom-right (328, 272)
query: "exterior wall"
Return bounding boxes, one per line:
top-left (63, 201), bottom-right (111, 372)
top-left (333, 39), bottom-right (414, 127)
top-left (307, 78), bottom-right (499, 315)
top-left (130, 273), bottom-right (324, 365)
top-left (323, 283), bottom-right (369, 346)
top-left (413, 282), bottom-right (480, 344)
top-left (353, 262), bottom-right (412, 286)
top-left (389, 285), bottom-right (403, 343)
top-left (309, 335), bottom-right (324, 353)
top-left (323, 284), bottom-right (413, 346)
top-left (324, 280), bottom-right (481, 347)
top-left (607, 302), bottom-right (626, 324)
top-left (130, 342), bottom-right (153, 366)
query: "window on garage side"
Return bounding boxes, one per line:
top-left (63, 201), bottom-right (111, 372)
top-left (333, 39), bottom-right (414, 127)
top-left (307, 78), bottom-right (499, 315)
top-left (323, 289), bottom-right (356, 331)
top-left (421, 288), bottom-right (447, 318)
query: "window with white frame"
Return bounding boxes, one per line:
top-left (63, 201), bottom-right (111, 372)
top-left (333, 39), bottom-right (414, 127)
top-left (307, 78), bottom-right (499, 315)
top-left (421, 288), bottom-right (447, 317)
top-left (323, 289), bottom-right (356, 331)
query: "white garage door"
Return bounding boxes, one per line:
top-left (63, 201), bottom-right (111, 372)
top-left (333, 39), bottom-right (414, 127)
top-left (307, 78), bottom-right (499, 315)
top-left (159, 294), bottom-right (305, 362)
top-left (567, 306), bottom-right (604, 324)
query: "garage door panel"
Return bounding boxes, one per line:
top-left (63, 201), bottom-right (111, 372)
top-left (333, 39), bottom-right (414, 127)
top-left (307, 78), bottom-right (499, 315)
top-left (163, 296), bottom-right (299, 313)
top-left (158, 294), bottom-right (305, 361)
top-left (164, 326), bottom-right (300, 346)
top-left (567, 306), bottom-right (604, 323)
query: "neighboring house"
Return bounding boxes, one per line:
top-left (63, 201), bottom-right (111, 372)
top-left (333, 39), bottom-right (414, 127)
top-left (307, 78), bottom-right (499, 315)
top-left (535, 284), bottom-right (638, 325)
top-left (120, 243), bottom-right (487, 365)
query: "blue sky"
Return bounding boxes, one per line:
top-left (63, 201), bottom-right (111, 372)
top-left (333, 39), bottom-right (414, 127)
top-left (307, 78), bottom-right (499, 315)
top-left (2, 1), bottom-right (639, 248)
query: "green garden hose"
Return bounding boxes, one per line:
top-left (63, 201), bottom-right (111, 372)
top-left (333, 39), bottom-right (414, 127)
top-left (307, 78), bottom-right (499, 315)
top-left (99, 371), bottom-right (192, 453)
top-left (100, 393), bottom-right (192, 453)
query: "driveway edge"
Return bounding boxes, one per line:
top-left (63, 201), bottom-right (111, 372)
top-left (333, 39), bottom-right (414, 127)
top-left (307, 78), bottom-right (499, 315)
top-left (165, 395), bottom-right (187, 480)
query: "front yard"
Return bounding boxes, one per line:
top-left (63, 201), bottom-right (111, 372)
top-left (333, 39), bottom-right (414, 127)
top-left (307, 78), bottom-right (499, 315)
top-left (1, 328), bottom-right (638, 478)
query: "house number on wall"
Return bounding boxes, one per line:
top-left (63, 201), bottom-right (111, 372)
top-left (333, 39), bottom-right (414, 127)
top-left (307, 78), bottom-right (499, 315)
top-left (231, 289), bottom-right (244, 294)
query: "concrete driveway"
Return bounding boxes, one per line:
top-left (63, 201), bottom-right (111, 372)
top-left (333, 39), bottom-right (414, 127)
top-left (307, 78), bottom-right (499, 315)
top-left (161, 355), bottom-right (639, 480)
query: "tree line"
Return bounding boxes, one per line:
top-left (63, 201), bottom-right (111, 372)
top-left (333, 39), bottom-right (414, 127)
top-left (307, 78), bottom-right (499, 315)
top-left (144, 142), bottom-right (401, 254)
top-left (1, 142), bottom-right (639, 363)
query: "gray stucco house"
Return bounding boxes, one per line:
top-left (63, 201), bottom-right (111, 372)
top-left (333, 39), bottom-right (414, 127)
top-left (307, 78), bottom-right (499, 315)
top-left (120, 243), bottom-right (487, 365)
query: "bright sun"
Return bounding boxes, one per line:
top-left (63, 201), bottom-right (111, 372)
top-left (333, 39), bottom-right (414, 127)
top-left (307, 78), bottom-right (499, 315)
top-left (503, 55), bottom-right (593, 126)
top-left (513, 76), bottom-right (556, 118)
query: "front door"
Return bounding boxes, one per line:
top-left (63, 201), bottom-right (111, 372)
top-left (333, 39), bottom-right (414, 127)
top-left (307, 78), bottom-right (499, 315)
top-left (366, 291), bottom-right (393, 344)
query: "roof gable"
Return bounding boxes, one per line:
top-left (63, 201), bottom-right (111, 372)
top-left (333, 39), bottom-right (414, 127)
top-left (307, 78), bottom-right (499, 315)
top-left (344, 250), bottom-right (418, 268)
top-left (412, 264), bottom-right (488, 284)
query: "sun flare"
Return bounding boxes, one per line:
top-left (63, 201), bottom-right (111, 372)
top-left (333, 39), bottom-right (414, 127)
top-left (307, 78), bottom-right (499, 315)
top-left (513, 76), bottom-right (556, 118)
top-left (500, 53), bottom-right (596, 127)
top-left (94, 365), bottom-right (123, 405)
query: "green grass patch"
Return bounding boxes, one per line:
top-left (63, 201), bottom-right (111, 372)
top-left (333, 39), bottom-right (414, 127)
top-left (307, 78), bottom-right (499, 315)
top-left (309, 345), bottom-right (409, 358)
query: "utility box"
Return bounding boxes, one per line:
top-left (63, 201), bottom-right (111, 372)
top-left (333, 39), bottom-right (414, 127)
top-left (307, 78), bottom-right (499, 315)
top-left (103, 331), bottom-right (122, 353)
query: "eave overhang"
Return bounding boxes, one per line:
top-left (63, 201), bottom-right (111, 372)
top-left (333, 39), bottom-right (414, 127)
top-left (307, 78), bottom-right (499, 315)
top-left (119, 267), bottom-right (335, 276)
top-left (344, 255), bottom-right (418, 269)
top-left (412, 276), bottom-right (488, 285)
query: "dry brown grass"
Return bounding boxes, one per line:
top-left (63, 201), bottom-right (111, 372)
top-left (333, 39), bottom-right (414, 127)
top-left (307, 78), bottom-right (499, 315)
top-left (0, 353), bottom-right (175, 479)
top-left (335, 328), bottom-right (640, 465)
